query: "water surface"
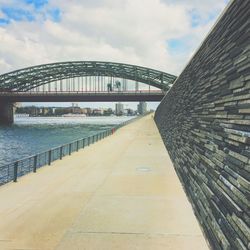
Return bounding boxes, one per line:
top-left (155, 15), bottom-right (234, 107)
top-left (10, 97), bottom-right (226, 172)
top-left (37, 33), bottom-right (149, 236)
top-left (0, 116), bottom-right (134, 166)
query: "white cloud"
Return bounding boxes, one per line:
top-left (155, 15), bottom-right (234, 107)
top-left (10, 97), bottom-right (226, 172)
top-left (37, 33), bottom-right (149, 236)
top-left (0, 0), bottom-right (229, 75)
top-left (161, 0), bottom-right (229, 14)
top-left (0, 0), bottom-right (229, 109)
top-left (0, 10), bottom-right (4, 18)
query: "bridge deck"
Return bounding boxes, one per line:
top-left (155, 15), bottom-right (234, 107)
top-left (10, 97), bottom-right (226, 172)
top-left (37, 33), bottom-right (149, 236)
top-left (0, 115), bottom-right (208, 250)
top-left (0, 91), bottom-right (164, 102)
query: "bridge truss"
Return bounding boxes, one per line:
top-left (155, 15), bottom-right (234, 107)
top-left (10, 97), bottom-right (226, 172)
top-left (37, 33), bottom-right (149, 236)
top-left (0, 61), bottom-right (177, 93)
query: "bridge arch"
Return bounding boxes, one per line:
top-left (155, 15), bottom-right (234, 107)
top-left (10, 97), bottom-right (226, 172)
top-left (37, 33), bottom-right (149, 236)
top-left (0, 61), bottom-right (176, 92)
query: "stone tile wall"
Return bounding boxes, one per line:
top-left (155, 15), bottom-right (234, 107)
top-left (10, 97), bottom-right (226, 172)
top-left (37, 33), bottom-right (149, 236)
top-left (155, 0), bottom-right (250, 249)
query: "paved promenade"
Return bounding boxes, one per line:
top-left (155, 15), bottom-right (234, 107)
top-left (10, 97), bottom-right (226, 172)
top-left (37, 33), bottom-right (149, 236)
top-left (0, 115), bottom-right (208, 250)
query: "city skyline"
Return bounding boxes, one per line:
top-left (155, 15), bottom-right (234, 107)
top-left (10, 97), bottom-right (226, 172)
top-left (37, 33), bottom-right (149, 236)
top-left (21, 101), bottom-right (156, 110)
top-left (17, 102), bottom-right (149, 111)
top-left (16, 101), bottom-right (147, 117)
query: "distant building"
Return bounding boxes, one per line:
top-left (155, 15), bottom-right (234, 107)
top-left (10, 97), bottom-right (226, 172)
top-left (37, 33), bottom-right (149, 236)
top-left (30, 106), bottom-right (39, 116)
top-left (115, 103), bottom-right (124, 116)
top-left (93, 109), bottom-right (103, 116)
top-left (103, 108), bottom-right (113, 116)
top-left (137, 102), bottom-right (147, 115)
top-left (43, 107), bottom-right (50, 115)
top-left (126, 108), bottom-right (135, 116)
top-left (52, 108), bottom-right (56, 114)
top-left (123, 109), bottom-right (128, 116)
top-left (86, 108), bottom-right (93, 115)
top-left (15, 103), bottom-right (22, 108)
top-left (81, 108), bottom-right (88, 114)
top-left (70, 103), bottom-right (81, 114)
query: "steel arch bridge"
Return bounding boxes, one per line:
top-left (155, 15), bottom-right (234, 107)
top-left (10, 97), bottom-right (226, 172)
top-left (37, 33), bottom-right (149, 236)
top-left (0, 61), bottom-right (176, 92)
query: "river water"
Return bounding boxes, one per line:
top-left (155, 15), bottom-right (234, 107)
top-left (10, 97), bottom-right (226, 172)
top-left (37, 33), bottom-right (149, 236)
top-left (0, 116), bottom-right (134, 167)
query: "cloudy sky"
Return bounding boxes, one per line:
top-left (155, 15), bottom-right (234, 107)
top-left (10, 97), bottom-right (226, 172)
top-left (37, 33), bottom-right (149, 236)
top-left (0, 0), bottom-right (229, 109)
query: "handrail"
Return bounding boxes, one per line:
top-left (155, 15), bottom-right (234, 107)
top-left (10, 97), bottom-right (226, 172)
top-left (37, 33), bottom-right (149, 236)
top-left (0, 113), bottom-right (151, 186)
top-left (0, 90), bottom-right (163, 96)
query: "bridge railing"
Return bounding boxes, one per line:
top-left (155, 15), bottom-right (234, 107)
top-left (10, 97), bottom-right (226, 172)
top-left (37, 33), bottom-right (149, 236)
top-left (0, 113), bottom-right (151, 186)
top-left (0, 90), bottom-right (163, 95)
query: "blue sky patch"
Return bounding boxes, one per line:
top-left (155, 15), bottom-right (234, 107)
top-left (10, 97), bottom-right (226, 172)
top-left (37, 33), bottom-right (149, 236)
top-left (168, 38), bottom-right (189, 54)
top-left (2, 7), bottom-right (35, 22)
top-left (48, 8), bottom-right (61, 22)
top-left (0, 18), bottom-right (10, 26)
top-left (189, 8), bottom-right (223, 28)
top-left (189, 9), bottom-right (201, 28)
top-left (0, 1), bottom-right (61, 25)
top-left (24, 0), bottom-right (48, 9)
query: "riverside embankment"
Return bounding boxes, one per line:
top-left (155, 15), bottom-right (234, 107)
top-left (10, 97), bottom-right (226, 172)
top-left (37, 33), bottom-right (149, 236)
top-left (0, 114), bottom-right (208, 250)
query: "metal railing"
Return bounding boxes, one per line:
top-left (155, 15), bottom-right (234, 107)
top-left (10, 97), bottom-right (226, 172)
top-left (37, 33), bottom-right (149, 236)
top-left (0, 114), bottom-right (148, 186)
top-left (0, 90), bottom-right (164, 96)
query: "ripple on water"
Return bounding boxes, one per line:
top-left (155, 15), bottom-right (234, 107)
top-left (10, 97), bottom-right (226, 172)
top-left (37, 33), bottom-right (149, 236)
top-left (0, 116), bottom-right (134, 166)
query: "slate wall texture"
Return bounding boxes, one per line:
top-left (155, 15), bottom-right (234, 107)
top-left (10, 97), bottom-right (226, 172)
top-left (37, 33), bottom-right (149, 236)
top-left (154, 0), bottom-right (250, 249)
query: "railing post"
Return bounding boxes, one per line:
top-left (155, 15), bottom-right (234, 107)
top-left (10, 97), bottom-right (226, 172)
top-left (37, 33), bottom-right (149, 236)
top-left (60, 146), bottom-right (63, 160)
top-left (77, 140), bottom-right (79, 152)
top-left (82, 138), bottom-right (85, 148)
top-left (13, 161), bottom-right (18, 182)
top-left (69, 143), bottom-right (72, 155)
top-left (48, 150), bottom-right (52, 165)
top-left (33, 155), bottom-right (37, 173)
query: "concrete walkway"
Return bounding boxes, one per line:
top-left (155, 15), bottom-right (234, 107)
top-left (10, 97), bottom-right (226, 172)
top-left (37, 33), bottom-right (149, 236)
top-left (0, 115), bottom-right (209, 250)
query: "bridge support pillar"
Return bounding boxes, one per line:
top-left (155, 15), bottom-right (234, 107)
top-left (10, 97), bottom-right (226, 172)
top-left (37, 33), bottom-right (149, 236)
top-left (0, 102), bottom-right (14, 125)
